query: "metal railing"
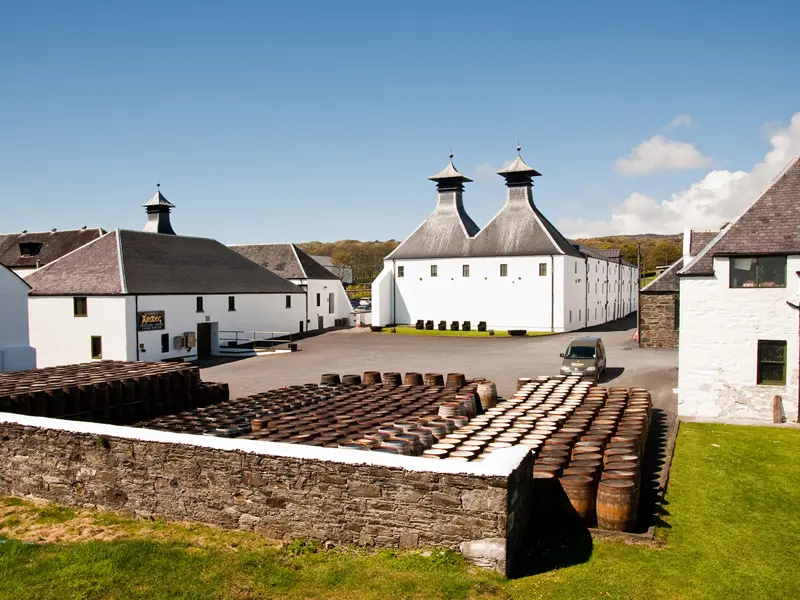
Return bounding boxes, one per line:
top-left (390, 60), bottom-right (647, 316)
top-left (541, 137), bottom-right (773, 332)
top-left (219, 331), bottom-right (293, 352)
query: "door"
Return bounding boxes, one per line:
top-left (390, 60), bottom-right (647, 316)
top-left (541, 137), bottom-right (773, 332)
top-left (197, 323), bottom-right (211, 358)
top-left (318, 315), bottom-right (324, 330)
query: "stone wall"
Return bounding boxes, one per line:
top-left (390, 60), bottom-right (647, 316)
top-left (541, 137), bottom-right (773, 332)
top-left (639, 292), bottom-right (678, 348)
top-left (0, 414), bottom-right (533, 575)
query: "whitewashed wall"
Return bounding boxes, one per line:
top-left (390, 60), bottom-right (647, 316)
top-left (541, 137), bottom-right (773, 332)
top-left (372, 267), bottom-right (394, 326)
top-left (380, 256), bottom-right (565, 331)
top-left (0, 268), bottom-right (36, 372)
top-left (679, 255), bottom-right (800, 423)
top-left (137, 293), bottom-right (306, 361)
top-left (291, 279), bottom-right (351, 331)
top-left (374, 255), bottom-right (638, 331)
top-left (29, 296), bottom-right (134, 367)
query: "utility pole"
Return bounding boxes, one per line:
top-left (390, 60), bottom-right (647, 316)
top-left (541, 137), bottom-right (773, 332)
top-left (636, 243), bottom-right (642, 348)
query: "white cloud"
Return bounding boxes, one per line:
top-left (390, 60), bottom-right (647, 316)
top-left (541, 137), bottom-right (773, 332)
top-left (473, 161), bottom-right (496, 180)
top-left (665, 114), bottom-right (693, 130)
top-left (560, 112), bottom-right (800, 237)
top-left (473, 159), bottom-right (515, 181)
top-left (614, 134), bottom-right (712, 175)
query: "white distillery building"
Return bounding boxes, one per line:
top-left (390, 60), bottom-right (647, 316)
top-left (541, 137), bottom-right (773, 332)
top-left (230, 243), bottom-right (352, 331)
top-left (678, 156), bottom-right (800, 423)
top-left (0, 228), bottom-right (105, 278)
top-left (0, 265), bottom-right (36, 372)
top-left (24, 191), bottom-right (306, 367)
top-left (372, 151), bottom-right (638, 331)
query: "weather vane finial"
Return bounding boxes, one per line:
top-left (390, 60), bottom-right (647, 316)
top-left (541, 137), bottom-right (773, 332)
top-left (517, 139), bottom-right (521, 154)
top-left (449, 148), bottom-right (453, 160)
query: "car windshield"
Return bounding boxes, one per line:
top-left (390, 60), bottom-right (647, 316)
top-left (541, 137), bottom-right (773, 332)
top-left (565, 345), bottom-right (596, 359)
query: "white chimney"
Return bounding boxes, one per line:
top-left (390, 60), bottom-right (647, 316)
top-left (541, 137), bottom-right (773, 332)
top-left (682, 227), bottom-right (693, 264)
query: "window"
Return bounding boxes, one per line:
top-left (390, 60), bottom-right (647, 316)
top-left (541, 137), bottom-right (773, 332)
top-left (595, 283), bottom-right (597, 294)
top-left (574, 262), bottom-right (577, 274)
top-left (674, 297), bottom-right (680, 330)
top-left (595, 307), bottom-right (597, 319)
top-left (397, 266), bottom-right (404, 278)
top-left (329, 292), bottom-right (335, 314)
top-left (228, 296), bottom-right (236, 311)
top-left (431, 265), bottom-right (438, 277)
top-left (462, 264), bottom-right (470, 277)
top-left (161, 333), bottom-right (169, 353)
top-left (500, 264), bottom-right (508, 277)
top-left (757, 340), bottom-right (786, 385)
top-left (19, 242), bottom-right (42, 257)
top-left (90, 336), bottom-right (102, 359)
top-left (299, 321), bottom-right (304, 333)
top-left (578, 309), bottom-right (581, 321)
top-left (316, 293), bottom-right (321, 306)
top-left (285, 295), bottom-right (292, 308)
top-left (196, 296), bottom-right (204, 312)
top-left (539, 263), bottom-right (547, 276)
top-left (569, 310), bottom-right (572, 323)
top-left (730, 257), bottom-right (786, 288)
top-left (73, 296), bottom-right (87, 317)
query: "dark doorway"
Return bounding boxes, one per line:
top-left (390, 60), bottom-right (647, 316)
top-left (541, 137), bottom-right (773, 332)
top-left (318, 316), bottom-right (324, 330)
top-left (197, 323), bottom-right (212, 358)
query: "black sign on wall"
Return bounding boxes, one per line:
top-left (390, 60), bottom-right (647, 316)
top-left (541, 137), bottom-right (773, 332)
top-left (138, 311), bottom-right (165, 331)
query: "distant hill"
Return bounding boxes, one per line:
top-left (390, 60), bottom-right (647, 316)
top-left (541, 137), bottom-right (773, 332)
top-left (299, 233), bottom-right (683, 282)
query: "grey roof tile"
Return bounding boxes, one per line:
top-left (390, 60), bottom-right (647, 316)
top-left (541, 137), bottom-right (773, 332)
top-left (682, 156), bottom-right (800, 276)
top-left (26, 230), bottom-right (303, 296)
top-left (0, 228), bottom-right (106, 269)
top-left (230, 244), bottom-right (338, 280)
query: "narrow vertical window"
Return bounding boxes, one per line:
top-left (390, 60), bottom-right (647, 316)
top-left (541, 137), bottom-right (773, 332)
top-left (285, 295), bottom-right (292, 308)
top-left (73, 297), bottom-right (87, 317)
top-left (90, 336), bottom-right (102, 359)
top-left (228, 296), bottom-right (235, 311)
top-left (196, 296), bottom-right (204, 312)
top-left (500, 264), bottom-right (508, 277)
top-left (462, 265), bottom-right (470, 277)
top-left (539, 263), bottom-right (547, 276)
top-left (161, 333), bottom-right (169, 353)
top-left (431, 265), bottom-right (438, 277)
top-left (316, 293), bottom-right (321, 306)
top-left (329, 292), bottom-right (335, 314)
top-left (569, 310), bottom-right (572, 323)
top-left (674, 297), bottom-right (680, 330)
top-left (397, 266), bottom-right (404, 278)
top-left (578, 309), bottom-right (581, 321)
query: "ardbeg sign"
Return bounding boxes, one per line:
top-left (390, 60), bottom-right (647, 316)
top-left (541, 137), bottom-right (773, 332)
top-left (138, 311), bottom-right (165, 331)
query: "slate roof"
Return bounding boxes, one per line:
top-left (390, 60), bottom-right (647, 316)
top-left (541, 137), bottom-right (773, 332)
top-left (0, 228), bottom-right (106, 269)
top-left (25, 230), bottom-right (303, 296)
top-left (143, 189), bottom-right (175, 207)
top-left (690, 231), bottom-right (717, 256)
top-left (387, 157), bottom-right (480, 260)
top-left (682, 156), bottom-right (800, 276)
top-left (570, 242), bottom-right (621, 260)
top-left (230, 244), bottom-right (338, 280)
top-left (470, 186), bottom-right (582, 257)
top-left (641, 257), bottom-right (682, 293)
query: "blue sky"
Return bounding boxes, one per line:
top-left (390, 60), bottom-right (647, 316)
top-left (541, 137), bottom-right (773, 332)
top-left (2, 1), bottom-right (799, 243)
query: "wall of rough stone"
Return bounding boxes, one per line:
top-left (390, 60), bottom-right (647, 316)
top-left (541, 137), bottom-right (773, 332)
top-left (639, 293), bottom-right (679, 348)
top-left (0, 416), bottom-right (533, 575)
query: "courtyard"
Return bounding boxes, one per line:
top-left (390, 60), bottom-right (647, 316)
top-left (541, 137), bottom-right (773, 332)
top-left (200, 316), bottom-right (678, 416)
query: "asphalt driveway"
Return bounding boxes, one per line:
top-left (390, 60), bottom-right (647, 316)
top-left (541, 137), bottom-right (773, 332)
top-left (199, 315), bottom-right (678, 417)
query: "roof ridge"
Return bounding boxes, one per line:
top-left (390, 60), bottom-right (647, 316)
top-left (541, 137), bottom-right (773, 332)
top-left (289, 244), bottom-right (307, 279)
top-left (116, 230), bottom-right (128, 294)
top-left (22, 230), bottom-right (115, 275)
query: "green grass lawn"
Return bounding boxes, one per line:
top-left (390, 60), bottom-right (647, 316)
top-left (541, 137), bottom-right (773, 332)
top-left (374, 326), bottom-right (554, 337)
top-left (1, 423), bottom-right (798, 599)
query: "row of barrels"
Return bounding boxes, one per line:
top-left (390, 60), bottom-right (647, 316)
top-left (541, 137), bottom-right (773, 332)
top-left (320, 372), bottom-right (499, 410)
top-left (0, 360), bottom-right (222, 425)
top-left (135, 378), bottom-right (485, 448)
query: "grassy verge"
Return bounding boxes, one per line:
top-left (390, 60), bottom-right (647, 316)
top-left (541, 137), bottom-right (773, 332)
top-left (1, 423), bottom-right (798, 599)
top-left (374, 326), bottom-right (554, 337)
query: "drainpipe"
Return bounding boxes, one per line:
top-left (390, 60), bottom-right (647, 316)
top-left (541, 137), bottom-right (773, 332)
top-left (584, 256), bottom-right (589, 327)
top-left (135, 295), bottom-right (140, 361)
top-left (392, 259), bottom-right (396, 326)
top-left (550, 255), bottom-right (555, 332)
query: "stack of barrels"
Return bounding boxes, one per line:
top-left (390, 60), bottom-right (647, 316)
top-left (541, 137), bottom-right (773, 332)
top-left (0, 361), bottom-right (226, 425)
top-left (135, 371), bottom-right (484, 451)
